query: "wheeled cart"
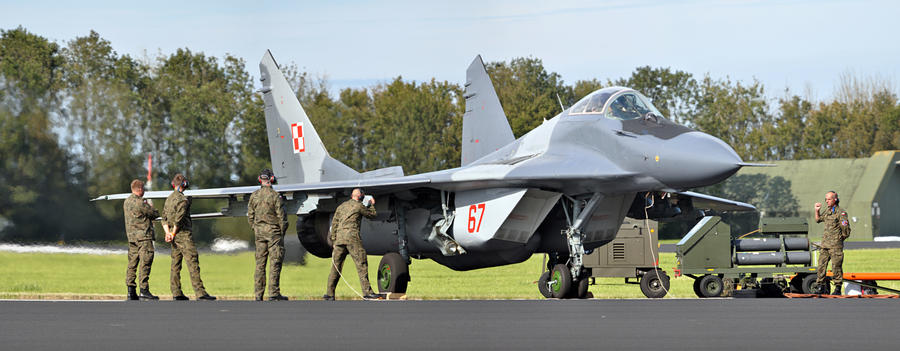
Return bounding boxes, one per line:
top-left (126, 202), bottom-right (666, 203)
top-left (583, 219), bottom-right (670, 298)
top-left (674, 216), bottom-right (823, 297)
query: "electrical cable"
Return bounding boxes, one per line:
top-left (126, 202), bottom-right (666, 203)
top-left (643, 192), bottom-right (670, 296)
top-left (330, 253), bottom-right (368, 300)
top-left (737, 229), bottom-right (760, 239)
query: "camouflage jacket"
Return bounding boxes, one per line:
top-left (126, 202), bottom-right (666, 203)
top-left (123, 193), bottom-right (159, 242)
top-left (247, 185), bottom-right (288, 237)
top-left (330, 199), bottom-right (376, 245)
top-left (817, 205), bottom-right (851, 249)
top-left (163, 190), bottom-right (192, 234)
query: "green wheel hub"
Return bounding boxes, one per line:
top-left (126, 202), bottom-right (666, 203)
top-left (551, 270), bottom-right (562, 294)
top-left (378, 265), bottom-right (392, 290)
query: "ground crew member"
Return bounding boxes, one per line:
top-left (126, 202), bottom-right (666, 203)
top-left (323, 188), bottom-right (383, 300)
top-left (247, 169), bottom-right (289, 301)
top-left (123, 179), bottom-right (159, 301)
top-left (162, 174), bottom-right (216, 301)
top-left (814, 190), bottom-right (851, 295)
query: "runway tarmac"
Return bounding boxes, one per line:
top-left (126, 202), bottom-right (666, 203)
top-left (2, 299), bottom-right (898, 350)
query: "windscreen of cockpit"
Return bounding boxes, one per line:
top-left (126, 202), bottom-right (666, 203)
top-left (568, 88), bottom-right (618, 114)
top-left (605, 91), bottom-right (665, 120)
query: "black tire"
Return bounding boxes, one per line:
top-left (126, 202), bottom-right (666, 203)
top-left (549, 264), bottom-right (572, 298)
top-left (699, 275), bottom-right (724, 298)
top-left (377, 253), bottom-right (409, 294)
top-left (789, 274), bottom-right (805, 293)
top-left (640, 270), bottom-right (670, 298)
top-left (759, 277), bottom-right (787, 298)
top-left (693, 277), bottom-right (704, 298)
top-left (537, 271), bottom-right (552, 298)
top-left (800, 274), bottom-right (830, 294)
top-left (574, 278), bottom-right (590, 299)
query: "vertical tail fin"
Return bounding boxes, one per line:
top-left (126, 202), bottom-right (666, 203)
top-left (258, 50), bottom-right (358, 183)
top-left (461, 55), bottom-right (515, 166)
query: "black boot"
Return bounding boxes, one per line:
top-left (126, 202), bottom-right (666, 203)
top-left (363, 293), bottom-right (386, 300)
top-left (268, 295), bottom-right (289, 301)
top-left (139, 288), bottom-right (159, 300)
top-left (833, 285), bottom-right (842, 296)
top-left (173, 295), bottom-right (190, 301)
top-left (198, 294), bottom-right (217, 301)
top-left (127, 286), bottom-right (139, 301)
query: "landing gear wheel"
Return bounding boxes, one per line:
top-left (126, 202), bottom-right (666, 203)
top-left (538, 271), bottom-right (552, 298)
top-left (801, 274), bottom-right (830, 294)
top-left (640, 270), bottom-right (670, 298)
top-left (377, 253), bottom-right (409, 294)
top-left (549, 264), bottom-right (572, 298)
top-left (699, 275), bottom-right (724, 298)
top-left (573, 278), bottom-right (590, 299)
top-left (693, 277), bottom-right (704, 298)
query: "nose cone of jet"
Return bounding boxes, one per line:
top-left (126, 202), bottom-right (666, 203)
top-left (659, 132), bottom-right (743, 188)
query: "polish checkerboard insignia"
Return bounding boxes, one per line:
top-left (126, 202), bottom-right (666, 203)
top-left (291, 123), bottom-right (305, 153)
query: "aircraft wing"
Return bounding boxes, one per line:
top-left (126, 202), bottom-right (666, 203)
top-left (90, 177), bottom-right (433, 201)
top-left (91, 186), bottom-right (261, 201)
top-left (675, 190), bottom-right (756, 212)
top-left (92, 153), bottom-right (638, 202)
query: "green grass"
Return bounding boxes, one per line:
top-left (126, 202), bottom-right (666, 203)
top-left (1, 249), bottom-right (898, 299)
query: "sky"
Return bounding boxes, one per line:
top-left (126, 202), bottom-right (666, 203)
top-left (2, 0), bottom-right (898, 101)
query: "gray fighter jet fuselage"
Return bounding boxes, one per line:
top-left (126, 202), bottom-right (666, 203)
top-left (94, 51), bottom-right (756, 296)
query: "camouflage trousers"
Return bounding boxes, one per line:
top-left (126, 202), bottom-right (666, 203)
top-left (170, 232), bottom-right (208, 297)
top-left (817, 247), bottom-right (844, 286)
top-left (126, 240), bottom-right (154, 290)
top-left (325, 241), bottom-right (373, 296)
top-left (254, 233), bottom-right (285, 299)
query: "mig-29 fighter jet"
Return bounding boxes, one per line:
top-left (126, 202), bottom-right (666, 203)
top-left (94, 51), bottom-right (756, 298)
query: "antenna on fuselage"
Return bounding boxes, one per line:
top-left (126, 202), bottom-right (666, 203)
top-left (556, 93), bottom-right (566, 113)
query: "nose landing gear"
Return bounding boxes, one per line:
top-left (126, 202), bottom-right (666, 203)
top-left (538, 193), bottom-right (604, 299)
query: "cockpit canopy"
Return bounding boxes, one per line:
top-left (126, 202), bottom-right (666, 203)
top-left (569, 87), bottom-right (664, 120)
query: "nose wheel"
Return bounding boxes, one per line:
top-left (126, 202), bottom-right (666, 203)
top-left (538, 264), bottom-right (590, 299)
top-left (548, 264), bottom-right (572, 298)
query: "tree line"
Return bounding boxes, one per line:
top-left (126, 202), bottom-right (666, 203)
top-left (1, 26), bottom-right (898, 243)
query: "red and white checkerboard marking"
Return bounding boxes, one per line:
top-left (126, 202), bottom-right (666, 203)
top-left (291, 123), bottom-right (305, 153)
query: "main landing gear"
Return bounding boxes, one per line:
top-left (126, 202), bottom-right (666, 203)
top-left (377, 252), bottom-right (410, 294)
top-left (538, 193), bottom-right (603, 299)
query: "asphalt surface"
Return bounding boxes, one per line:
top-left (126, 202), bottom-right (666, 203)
top-left (2, 299), bottom-right (898, 350)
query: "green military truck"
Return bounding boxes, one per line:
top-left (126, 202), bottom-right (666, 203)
top-left (674, 216), bottom-right (822, 297)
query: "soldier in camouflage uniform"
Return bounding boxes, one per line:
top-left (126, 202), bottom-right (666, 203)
top-left (162, 174), bottom-right (216, 301)
top-left (123, 179), bottom-right (160, 300)
top-left (323, 188), bottom-right (383, 300)
top-left (247, 169), bottom-right (289, 301)
top-left (814, 191), bottom-right (851, 295)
